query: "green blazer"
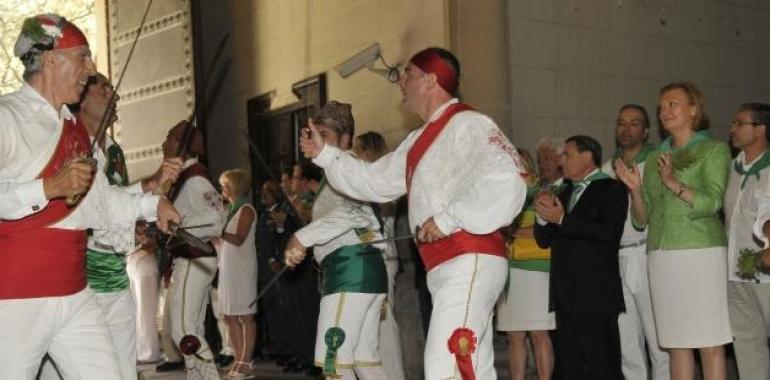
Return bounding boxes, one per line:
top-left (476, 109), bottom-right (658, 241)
top-left (638, 134), bottom-right (730, 251)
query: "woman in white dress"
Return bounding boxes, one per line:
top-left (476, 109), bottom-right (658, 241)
top-left (216, 169), bottom-right (258, 379)
top-left (496, 148), bottom-right (556, 380)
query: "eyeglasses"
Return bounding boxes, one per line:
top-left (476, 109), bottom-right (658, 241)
top-left (730, 120), bottom-right (761, 128)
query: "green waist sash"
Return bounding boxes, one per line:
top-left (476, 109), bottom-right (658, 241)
top-left (321, 245), bottom-right (387, 296)
top-left (86, 248), bottom-right (129, 293)
top-left (509, 258), bottom-right (550, 272)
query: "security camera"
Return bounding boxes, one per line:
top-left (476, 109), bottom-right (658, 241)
top-left (335, 43), bottom-right (401, 83)
top-left (335, 43), bottom-right (381, 78)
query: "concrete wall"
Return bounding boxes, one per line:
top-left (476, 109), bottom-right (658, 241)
top-left (198, 0), bottom-right (450, 178)
top-left (450, 0), bottom-right (512, 135)
top-left (508, 0), bottom-right (770, 158)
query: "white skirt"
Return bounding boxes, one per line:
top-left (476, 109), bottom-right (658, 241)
top-left (495, 267), bottom-right (555, 331)
top-left (648, 247), bottom-right (732, 348)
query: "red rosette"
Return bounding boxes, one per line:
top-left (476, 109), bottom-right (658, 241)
top-left (447, 327), bottom-right (477, 380)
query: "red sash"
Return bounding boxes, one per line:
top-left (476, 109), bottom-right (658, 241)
top-left (405, 103), bottom-right (506, 271)
top-left (0, 118), bottom-right (91, 299)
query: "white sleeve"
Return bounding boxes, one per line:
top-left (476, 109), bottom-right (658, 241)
top-left (432, 124), bottom-right (528, 235)
top-left (294, 200), bottom-right (377, 248)
top-left (0, 180), bottom-right (49, 220)
top-left (174, 176), bottom-right (226, 239)
top-left (313, 135), bottom-right (414, 203)
top-left (753, 175), bottom-right (770, 247)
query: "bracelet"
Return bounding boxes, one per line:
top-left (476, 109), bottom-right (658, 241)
top-left (676, 183), bottom-right (686, 197)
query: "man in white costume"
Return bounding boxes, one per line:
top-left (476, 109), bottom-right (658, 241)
top-left (285, 101), bottom-right (389, 380)
top-left (603, 104), bottom-right (669, 380)
top-left (40, 72), bottom-right (184, 380)
top-left (300, 47), bottom-right (526, 380)
top-left (162, 122), bottom-right (226, 380)
top-left (727, 103), bottom-right (770, 380)
top-left (0, 14), bottom-right (179, 380)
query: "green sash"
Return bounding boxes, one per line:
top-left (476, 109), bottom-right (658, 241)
top-left (321, 245), bottom-right (387, 296)
top-left (613, 143), bottom-right (656, 167)
top-left (86, 249), bottom-right (129, 293)
top-left (226, 196), bottom-right (248, 224)
top-left (734, 149), bottom-right (770, 189)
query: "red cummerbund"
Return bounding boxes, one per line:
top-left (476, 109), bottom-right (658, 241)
top-left (418, 229), bottom-right (506, 271)
top-left (0, 228), bottom-right (87, 299)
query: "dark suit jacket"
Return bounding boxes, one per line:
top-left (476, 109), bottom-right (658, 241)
top-left (256, 199), bottom-right (298, 284)
top-left (534, 177), bottom-right (627, 315)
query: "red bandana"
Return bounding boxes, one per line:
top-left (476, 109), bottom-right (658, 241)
top-left (410, 48), bottom-right (458, 94)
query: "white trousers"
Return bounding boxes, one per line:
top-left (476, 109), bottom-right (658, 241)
top-left (314, 292), bottom-right (387, 377)
top-left (36, 290), bottom-right (136, 380)
top-left (425, 254), bottom-right (508, 380)
top-left (210, 287), bottom-right (233, 356)
top-left (127, 249), bottom-right (161, 362)
top-left (0, 288), bottom-right (121, 380)
top-left (168, 257), bottom-right (220, 379)
top-left (727, 281), bottom-right (770, 380)
top-left (379, 261), bottom-right (405, 380)
top-left (617, 245), bottom-right (669, 380)
top-left (95, 290), bottom-right (137, 380)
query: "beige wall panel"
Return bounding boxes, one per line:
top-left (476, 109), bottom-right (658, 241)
top-left (113, 18), bottom-right (192, 90)
top-left (115, 0), bottom-right (185, 30)
top-left (118, 89), bottom-right (189, 148)
top-left (109, 0), bottom-right (194, 180)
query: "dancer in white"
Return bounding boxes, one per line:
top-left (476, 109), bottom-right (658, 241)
top-left (300, 48), bottom-right (526, 379)
top-left (163, 122), bottom-right (226, 380)
top-left (0, 14), bottom-right (179, 380)
top-left (286, 101), bottom-right (389, 380)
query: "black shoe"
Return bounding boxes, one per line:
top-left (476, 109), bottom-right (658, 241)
top-left (155, 361), bottom-right (184, 372)
top-left (216, 354), bottom-right (235, 369)
top-left (304, 366), bottom-right (322, 377)
top-left (282, 359), bottom-right (302, 373)
top-left (275, 355), bottom-right (292, 367)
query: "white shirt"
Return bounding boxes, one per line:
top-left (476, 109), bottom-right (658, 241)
top-left (171, 158), bottom-right (225, 241)
top-left (602, 159), bottom-right (648, 246)
top-left (728, 150), bottom-right (770, 283)
top-left (294, 183), bottom-right (385, 263)
top-left (313, 98), bottom-right (526, 237)
top-left (0, 84), bottom-right (158, 252)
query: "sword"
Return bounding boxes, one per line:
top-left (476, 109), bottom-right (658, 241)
top-left (248, 266), bottom-right (288, 307)
top-left (164, 221), bottom-right (214, 254)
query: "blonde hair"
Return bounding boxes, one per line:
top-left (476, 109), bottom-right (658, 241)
top-left (660, 82), bottom-right (710, 130)
top-left (219, 168), bottom-right (251, 197)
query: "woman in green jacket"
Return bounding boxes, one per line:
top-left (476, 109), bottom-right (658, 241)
top-left (615, 82), bottom-right (732, 380)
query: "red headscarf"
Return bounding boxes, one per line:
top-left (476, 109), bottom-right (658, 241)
top-left (409, 48), bottom-right (459, 94)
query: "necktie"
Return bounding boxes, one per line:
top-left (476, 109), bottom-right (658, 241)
top-left (567, 182), bottom-right (586, 212)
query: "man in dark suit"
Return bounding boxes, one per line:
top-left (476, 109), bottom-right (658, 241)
top-left (534, 135), bottom-right (627, 379)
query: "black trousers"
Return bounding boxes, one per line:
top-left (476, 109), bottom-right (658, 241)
top-left (553, 311), bottom-right (623, 380)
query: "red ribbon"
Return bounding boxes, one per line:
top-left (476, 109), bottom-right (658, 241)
top-left (447, 327), bottom-right (477, 380)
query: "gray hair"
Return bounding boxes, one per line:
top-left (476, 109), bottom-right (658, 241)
top-left (21, 55), bottom-right (45, 81)
top-left (535, 136), bottom-right (565, 155)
